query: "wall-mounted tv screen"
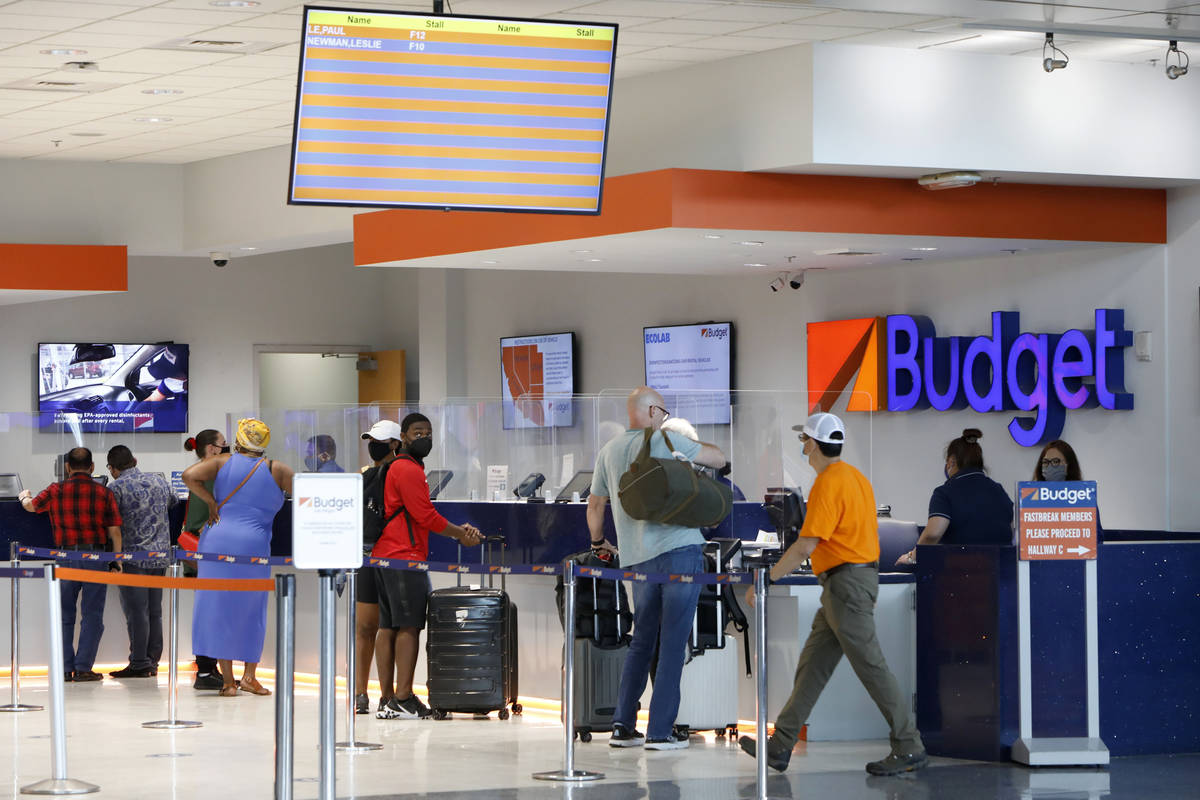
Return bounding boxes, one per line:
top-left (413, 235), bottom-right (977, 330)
top-left (500, 332), bottom-right (575, 429)
top-left (288, 6), bottom-right (618, 214)
top-left (38, 343), bottom-right (189, 433)
top-left (643, 322), bottom-right (734, 425)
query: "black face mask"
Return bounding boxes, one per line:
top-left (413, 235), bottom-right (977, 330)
top-left (367, 440), bottom-right (392, 462)
top-left (406, 436), bottom-right (433, 461)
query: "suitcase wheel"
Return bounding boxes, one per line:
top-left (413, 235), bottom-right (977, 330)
top-left (432, 709), bottom-right (450, 720)
top-left (715, 729), bottom-right (725, 738)
top-left (512, 702), bottom-right (523, 715)
top-left (727, 724), bottom-right (738, 737)
top-left (498, 707), bottom-right (510, 720)
top-left (578, 729), bottom-right (592, 743)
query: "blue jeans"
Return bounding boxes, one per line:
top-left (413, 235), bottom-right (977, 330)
top-left (614, 545), bottom-right (704, 740)
top-left (60, 561), bottom-right (108, 673)
top-left (117, 565), bottom-right (164, 670)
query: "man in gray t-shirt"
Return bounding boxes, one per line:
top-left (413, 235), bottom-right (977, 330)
top-left (588, 386), bottom-right (726, 751)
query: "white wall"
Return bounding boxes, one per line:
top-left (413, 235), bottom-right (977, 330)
top-left (1166, 186), bottom-right (1200, 528)
top-left (0, 244), bottom-right (419, 487)
top-left (812, 43), bottom-right (1200, 181)
top-left (440, 239), bottom-right (1179, 531)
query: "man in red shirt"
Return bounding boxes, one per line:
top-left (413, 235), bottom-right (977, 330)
top-left (372, 413), bottom-right (484, 719)
top-left (18, 447), bottom-right (122, 682)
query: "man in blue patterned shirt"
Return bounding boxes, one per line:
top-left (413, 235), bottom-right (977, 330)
top-left (107, 445), bottom-right (179, 678)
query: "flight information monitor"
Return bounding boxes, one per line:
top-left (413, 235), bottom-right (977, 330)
top-left (289, 6), bottom-right (618, 214)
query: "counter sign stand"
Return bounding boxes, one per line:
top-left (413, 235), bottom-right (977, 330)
top-left (1014, 480), bottom-right (1109, 767)
top-left (292, 473), bottom-right (365, 800)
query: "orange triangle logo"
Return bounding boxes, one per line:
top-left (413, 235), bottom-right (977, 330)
top-left (807, 318), bottom-right (884, 414)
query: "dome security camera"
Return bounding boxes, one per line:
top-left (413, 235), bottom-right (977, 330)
top-left (210, 251), bottom-right (229, 268)
top-left (768, 276), bottom-right (785, 293)
top-left (789, 271), bottom-right (805, 290)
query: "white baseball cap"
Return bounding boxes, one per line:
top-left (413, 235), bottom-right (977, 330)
top-left (792, 412), bottom-right (846, 444)
top-left (361, 420), bottom-right (403, 442)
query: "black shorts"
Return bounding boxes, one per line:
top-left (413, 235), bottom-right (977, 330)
top-left (376, 569), bottom-right (431, 630)
top-left (356, 565), bottom-right (379, 605)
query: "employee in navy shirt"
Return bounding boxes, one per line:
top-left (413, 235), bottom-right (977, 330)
top-left (896, 428), bottom-right (1013, 565)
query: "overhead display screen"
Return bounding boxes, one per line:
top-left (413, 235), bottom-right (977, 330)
top-left (644, 323), bottom-right (734, 425)
top-left (38, 343), bottom-right (190, 433)
top-left (289, 6), bottom-right (618, 214)
top-left (500, 332), bottom-right (575, 429)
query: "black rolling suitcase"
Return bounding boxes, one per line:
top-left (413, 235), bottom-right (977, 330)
top-left (556, 550), bottom-right (633, 742)
top-left (426, 537), bottom-right (521, 720)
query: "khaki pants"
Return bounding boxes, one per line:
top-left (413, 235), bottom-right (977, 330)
top-left (773, 566), bottom-right (923, 754)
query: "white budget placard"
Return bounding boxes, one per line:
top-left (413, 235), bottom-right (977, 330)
top-left (291, 472), bottom-right (363, 570)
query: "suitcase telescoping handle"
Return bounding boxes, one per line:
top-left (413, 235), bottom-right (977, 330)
top-left (454, 534), bottom-right (507, 589)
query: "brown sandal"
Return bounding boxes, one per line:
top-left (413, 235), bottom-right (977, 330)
top-left (218, 685), bottom-right (238, 697)
top-left (239, 678), bottom-right (271, 696)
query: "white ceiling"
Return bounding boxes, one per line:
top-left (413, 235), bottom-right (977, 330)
top-left (361, 226), bottom-right (1130, 276)
top-left (0, 0), bottom-right (1196, 164)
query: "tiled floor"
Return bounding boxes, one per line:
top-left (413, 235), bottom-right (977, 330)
top-left (0, 673), bottom-right (1195, 799)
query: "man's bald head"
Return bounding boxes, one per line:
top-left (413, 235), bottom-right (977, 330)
top-left (627, 386), bottom-right (666, 429)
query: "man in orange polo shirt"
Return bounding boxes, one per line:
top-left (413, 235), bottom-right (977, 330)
top-left (739, 413), bottom-right (926, 776)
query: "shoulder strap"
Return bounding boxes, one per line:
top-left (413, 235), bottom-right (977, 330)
top-left (215, 457), bottom-right (266, 515)
top-left (658, 427), bottom-right (675, 453)
top-left (636, 427), bottom-right (655, 461)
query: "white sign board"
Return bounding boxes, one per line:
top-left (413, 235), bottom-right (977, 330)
top-left (486, 465), bottom-right (508, 499)
top-left (292, 472), bottom-right (363, 570)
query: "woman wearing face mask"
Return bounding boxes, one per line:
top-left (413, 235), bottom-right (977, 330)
top-left (896, 428), bottom-right (1013, 566)
top-left (184, 418), bottom-right (294, 697)
top-left (1032, 440), bottom-right (1081, 483)
top-left (182, 429), bottom-right (229, 689)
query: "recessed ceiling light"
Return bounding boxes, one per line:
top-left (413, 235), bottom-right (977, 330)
top-left (744, 263), bottom-right (768, 267)
top-left (135, 116), bottom-right (172, 123)
top-left (910, 247), bottom-right (938, 252)
top-left (40, 48), bottom-right (87, 56)
top-left (571, 249), bottom-right (591, 254)
top-left (209, 1), bottom-right (260, 6)
top-left (704, 234), bottom-right (722, 239)
top-left (239, 246), bottom-right (258, 251)
top-left (141, 88), bottom-right (184, 95)
top-left (70, 131), bottom-right (105, 137)
top-left (736, 240), bottom-right (764, 246)
top-left (481, 259), bottom-right (499, 265)
top-left (585, 258), bottom-right (603, 262)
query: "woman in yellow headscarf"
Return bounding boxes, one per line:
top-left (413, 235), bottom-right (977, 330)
top-left (183, 418), bottom-right (294, 696)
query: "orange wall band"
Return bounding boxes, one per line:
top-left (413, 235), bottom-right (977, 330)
top-left (353, 169), bottom-right (1166, 266)
top-left (0, 244), bottom-right (126, 292)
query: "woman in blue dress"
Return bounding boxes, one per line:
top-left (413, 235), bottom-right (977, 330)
top-left (183, 418), bottom-right (293, 696)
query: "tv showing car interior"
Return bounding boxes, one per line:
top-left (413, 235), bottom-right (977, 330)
top-left (287, 6), bottom-right (618, 214)
top-left (500, 332), bottom-right (575, 429)
top-left (38, 343), bottom-right (189, 433)
top-left (643, 322), bottom-right (733, 425)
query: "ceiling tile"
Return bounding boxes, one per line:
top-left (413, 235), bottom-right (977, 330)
top-left (677, 5), bottom-right (833, 24)
top-left (741, 24), bottom-right (877, 41)
top-left (682, 35), bottom-right (802, 53)
top-left (570, 1), bottom-right (715, 19)
top-left (621, 18), bottom-right (759, 36)
top-left (94, 49), bottom-right (238, 73)
top-left (634, 45), bottom-right (746, 62)
top-left (836, 29), bottom-right (976, 48)
top-left (73, 20), bottom-right (216, 38)
top-left (796, 10), bottom-right (945, 30)
top-left (0, 1), bottom-right (142, 19)
top-left (0, 13), bottom-right (86, 31)
top-left (450, 0), bottom-right (586, 16)
top-left (31, 31), bottom-right (177, 49)
top-left (613, 31), bottom-right (707, 47)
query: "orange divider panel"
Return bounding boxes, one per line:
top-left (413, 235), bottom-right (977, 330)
top-left (0, 244), bottom-right (127, 292)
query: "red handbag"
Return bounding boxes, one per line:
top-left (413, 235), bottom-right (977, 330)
top-left (178, 530), bottom-right (199, 552)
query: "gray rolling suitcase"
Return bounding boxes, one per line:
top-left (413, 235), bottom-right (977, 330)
top-left (558, 551), bottom-right (631, 742)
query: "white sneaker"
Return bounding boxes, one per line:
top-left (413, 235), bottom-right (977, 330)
top-left (644, 730), bottom-right (690, 750)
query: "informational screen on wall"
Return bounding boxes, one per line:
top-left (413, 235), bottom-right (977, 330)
top-left (288, 6), bottom-right (618, 214)
top-left (643, 322), bottom-right (733, 425)
top-left (500, 332), bottom-right (574, 429)
top-left (38, 343), bottom-right (190, 433)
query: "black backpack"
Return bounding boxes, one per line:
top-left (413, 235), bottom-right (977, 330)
top-left (363, 454), bottom-right (418, 552)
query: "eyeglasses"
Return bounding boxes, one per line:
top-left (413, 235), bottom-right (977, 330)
top-left (798, 433), bottom-right (810, 443)
top-left (1040, 457), bottom-right (1065, 468)
top-left (650, 405), bottom-right (671, 420)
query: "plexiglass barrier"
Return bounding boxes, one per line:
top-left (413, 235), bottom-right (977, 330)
top-left (0, 390), bottom-right (874, 505)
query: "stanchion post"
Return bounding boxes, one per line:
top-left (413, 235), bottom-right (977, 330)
top-left (318, 570), bottom-right (337, 800)
top-left (20, 563), bottom-right (98, 795)
top-left (532, 559), bottom-right (603, 783)
top-left (2, 541), bottom-right (42, 713)
top-left (143, 561), bottom-right (201, 729)
top-left (274, 573), bottom-right (296, 800)
top-left (336, 569), bottom-right (380, 752)
top-left (754, 566), bottom-right (770, 800)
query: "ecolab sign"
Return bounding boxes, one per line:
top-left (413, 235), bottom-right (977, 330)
top-left (806, 309), bottom-right (1133, 447)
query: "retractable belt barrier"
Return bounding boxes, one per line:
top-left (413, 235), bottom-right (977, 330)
top-left (0, 568), bottom-right (41, 580)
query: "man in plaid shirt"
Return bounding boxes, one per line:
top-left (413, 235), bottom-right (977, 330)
top-left (19, 447), bottom-right (122, 682)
